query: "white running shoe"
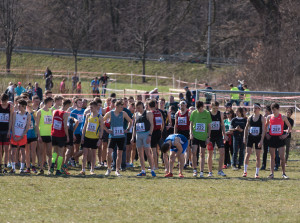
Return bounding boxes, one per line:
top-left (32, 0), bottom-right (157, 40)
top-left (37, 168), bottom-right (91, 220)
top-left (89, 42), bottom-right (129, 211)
top-left (199, 172), bottom-right (204, 178)
top-left (193, 170), bottom-right (197, 177)
top-left (207, 172), bottom-right (213, 177)
top-left (282, 173), bottom-right (289, 179)
top-left (105, 169), bottom-right (111, 176)
top-left (115, 171), bottom-right (122, 177)
top-left (218, 170), bottom-right (226, 177)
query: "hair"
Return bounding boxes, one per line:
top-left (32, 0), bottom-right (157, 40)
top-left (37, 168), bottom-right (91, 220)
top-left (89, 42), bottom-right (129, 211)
top-left (265, 105), bottom-right (272, 113)
top-left (54, 95), bottom-right (64, 102)
top-left (44, 96), bottom-right (54, 104)
top-left (45, 90), bottom-right (52, 95)
top-left (211, 101), bottom-right (219, 107)
top-left (63, 99), bottom-right (72, 107)
top-left (94, 97), bottom-right (102, 104)
top-left (287, 108), bottom-right (294, 114)
top-left (106, 97), bottom-right (112, 102)
top-left (17, 99), bottom-right (27, 106)
top-left (236, 107), bottom-right (246, 118)
top-left (32, 95), bottom-right (40, 100)
top-left (229, 83), bottom-right (233, 87)
top-left (135, 101), bottom-right (144, 108)
top-left (123, 97), bottom-right (128, 101)
top-left (89, 101), bottom-right (97, 107)
top-left (130, 102), bottom-right (135, 107)
top-left (110, 93), bottom-right (116, 98)
top-left (116, 100), bottom-right (124, 107)
top-left (244, 84), bottom-right (248, 88)
top-left (160, 98), bottom-right (166, 103)
top-left (170, 105), bottom-right (177, 113)
top-left (72, 96), bottom-right (79, 101)
top-left (179, 93), bottom-right (184, 98)
top-left (111, 98), bottom-right (117, 103)
top-left (75, 98), bottom-right (82, 104)
top-left (161, 143), bottom-right (170, 153)
top-left (27, 100), bottom-right (33, 105)
top-left (149, 100), bottom-right (156, 108)
top-left (0, 93), bottom-right (9, 102)
top-left (196, 101), bottom-right (204, 109)
top-left (129, 96), bottom-right (134, 100)
top-left (271, 103), bottom-right (280, 110)
top-left (14, 96), bottom-right (21, 103)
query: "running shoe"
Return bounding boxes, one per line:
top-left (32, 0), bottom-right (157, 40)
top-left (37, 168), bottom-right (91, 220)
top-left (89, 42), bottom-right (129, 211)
top-left (129, 163), bottom-right (134, 168)
top-left (207, 172), bottom-right (213, 177)
top-left (19, 169), bottom-right (25, 174)
top-left (3, 168), bottom-right (8, 174)
top-left (184, 164), bottom-right (188, 169)
top-left (61, 168), bottom-right (70, 175)
top-left (137, 172), bottom-right (146, 176)
top-left (7, 163), bottom-right (11, 168)
top-left (282, 173), bottom-right (289, 179)
top-left (199, 172), bottom-right (204, 178)
top-left (50, 166), bottom-right (55, 174)
top-left (193, 170), bottom-right (197, 177)
top-left (255, 174), bottom-right (259, 179)
top-left (165, 172), bottom-right (173, 178)
top-left (151, 170), bottom-right (156, 177)
top-left (179, 173), bottom-right (184, 178)
top-left (24, 169), bottom-right (31, 174)
top-left (47, 170), bottom-right (52, 175)
top-left (55, 170), bottom-right (62, 176)
top-left (243, 172), bottom-right (247, 177)
top-left (223, 165), bottom-right (227, 169)
top-left (232, 166), bottom-right (239, 171)
top-left (274, 166), bottom-right (279, 171)
top-left (105, 169), bottom-right (111, 176)
top-left (37, 169), bottom-right (44, 175)
top-left (79, 171), bottom-right (85, 176)
top-left (32, 167), bottom-right (37, 174)
top-left (268, 173), bottom-right (274, 179)
top-left (9, 169), bottom-right (15, 174)
top-left (90, 171), bottom-right (96, 175)
top-left (115, 171), bottom-right (122, 177)
top-left (218, 170), bottom-right (226, 177)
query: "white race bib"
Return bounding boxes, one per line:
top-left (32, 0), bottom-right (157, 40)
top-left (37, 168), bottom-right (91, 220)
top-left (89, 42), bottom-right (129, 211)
top-left (195, 123), bottom-right (205, 132)
top-left (113, 126), bottom-right (124, 136)
top-left (87, 123), bottom-right (97, 132)
top-left (178, 117), bottom-right (187, 126)
top-left (77, 115), bottom-right (84, 123)
top-left (155, 117), bottom-right (162, 125)
top-left (0, 113), bottom-right (9, 123)
top-left (16, 121), bottom-right (25, 130)
top-left (136, 123), bottom-right (146, 132)
top-left (44, 115), bottom-right (52, 124)
top-left (53, 120), bottom-right (62, 130)
top-left (271, 125), bottom-right (281, 134)
top-left (211, 121), bottom-right (220, 131)
top-left (250, 127), bottom-right (260, 136)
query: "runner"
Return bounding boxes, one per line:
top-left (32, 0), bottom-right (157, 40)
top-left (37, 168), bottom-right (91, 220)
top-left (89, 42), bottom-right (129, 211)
top-left (50, 99), bottom-right (72, 175)
top-left (261, 105), bottom-right (272, 170)
top-left (223, 109), bottom-right (234, 168)
top-left (284, 108), bottom-right (294, 165)
top-left (243, 103), bottom-right (266, 178)
top-left (190, 101), bottom-right (212, 177)
top-left (149, 100), bottom-right (164, 170)
top-left (36, 96), bottom-right (54, 175)
top-left (208, 101), bottom-right (228, 177)
top-left (26, 100), bottom-right (38, 173)
top-left (51, 95), bottom-right (63, 111)
top-left (162, 134), bottom-right (188, 178)
top-left (126, 102), bottom-right (135, 168)
top-left (0, 93), bottom-right (13, 173)
top-left (131, 101), bottom-right (156, 176)
top-left (10, 99), bottom-right (31, 174)
top-left (81, 101), bottom-right (104, 175)
top-left (265, 103), bottom-right (292, 179)
top-left (103, 100), bottom-right (132, 177)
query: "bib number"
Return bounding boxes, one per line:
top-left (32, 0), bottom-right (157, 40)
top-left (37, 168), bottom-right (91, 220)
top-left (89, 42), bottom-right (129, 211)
top-left (136, 123), bottom-right (145, 132)
top-left (0, 113), bottom-right (9, 123)
top-left (178, 117), bottom-right (187, 126)
top-left (271, 125), bottom-right (281, 134)
top-left (16, 121), bottom-right (25, 130)
top-left (44, 115), bottom-right (52, 124)
top-left (53, 120), bottom-right (62, 130)
top-left (155, 117), bottom-right (162, 126)
top-left (78, 115), bottom-right (84, 123)
top-left (250, 127), bottom-right (260, 136)
top-left (195, 123), bottom-right (205, 132)
top-left (87, 123), bottom-right (97, 132)
top-left (211, 121), bottom-right (220, 131)
top-left (113, 127), bottom-right (124, 136)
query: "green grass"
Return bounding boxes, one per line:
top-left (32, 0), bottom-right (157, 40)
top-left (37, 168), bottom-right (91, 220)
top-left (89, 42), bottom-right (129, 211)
top-left (1, 150), bottom-right (300, 222)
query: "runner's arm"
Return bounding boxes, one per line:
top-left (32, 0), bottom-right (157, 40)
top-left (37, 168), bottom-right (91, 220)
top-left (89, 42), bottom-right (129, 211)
top-left (63, 113), bottom-right (69, 139)
top-left (99, 116), bottom-right (104, 139)
top-left (81, 115), bottom-right (89, 140)
top-left (243, 117), bottom-right (250, 142)
top-left (283, 115), bottom-right (292, 134)
top-left (35, 110), bottom-right (41, 138)
top-left (73, 118), bottom-right (79, 133)
top-left (123, 112), bottom-right (133, 132)
top-left (174, 112), bottom-right (179, 134)
top-left (23, 113), bottom-right (31, 136)
top-left (147, 112), bottom-right (154, 136)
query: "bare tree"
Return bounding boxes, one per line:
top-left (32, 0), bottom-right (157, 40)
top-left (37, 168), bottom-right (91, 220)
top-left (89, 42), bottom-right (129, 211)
top-left (0, 0), bottom-right (24, 73)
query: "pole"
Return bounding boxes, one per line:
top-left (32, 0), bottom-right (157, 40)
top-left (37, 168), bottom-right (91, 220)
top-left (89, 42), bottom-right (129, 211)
top-left (115, 74), bottom-right (116, 90)
top-left (131, 71), bottom-right (133, 89)
top-left (295, 101), bottom-right (297, 127)
top-left (178, 77), bottom-right (180, 89)
top-left (206, 0), bottom-right (212, 69)
top-left (195, 78), bottom-right (197, 89)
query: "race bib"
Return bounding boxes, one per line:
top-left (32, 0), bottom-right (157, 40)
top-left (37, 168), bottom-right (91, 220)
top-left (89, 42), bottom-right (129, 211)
top-left (195, 123), bottom-right (205, 132)
top-left (77, 115), bottom-right (84, 123)
top-left (44, 115), bottom-right (52, 124)
top-left (53, 120), bottom-right (62, 130)
top-left (0, 113), bottom-right (9, 123)
top-left (178, 117), bottom-right (187, 126)
top-left (271, 125), bottom-right (281, 134)
top-left (16, 121), bottom-right (25, 130)
top-left (211, 121), bottom-right (220, 131)
top-left (136, 123), bottom-right (145, 132)
top-left (155, 117), bottom-right (162, 125)
top-left (250, 127), bottom-right (260, 136)
top-left (87, 123), bottom-right (97, 132)
top-left (113, 127), bottom-right (124, 136)
top-left (29, 122), bottom-right (34, 130)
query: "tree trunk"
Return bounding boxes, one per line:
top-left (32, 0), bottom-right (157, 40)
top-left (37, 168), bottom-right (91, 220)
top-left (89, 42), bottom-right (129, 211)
top-left (6, 46), bottom-right (12, 73)
top-left (74, 53), bottom-right (78, 73)
top-left (162, 0), bottom-right (171, 55)
top-left (142, 33), bottom-right (146, 83)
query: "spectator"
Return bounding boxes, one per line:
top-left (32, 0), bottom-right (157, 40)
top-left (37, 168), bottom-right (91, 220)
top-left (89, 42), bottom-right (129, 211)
top-left (91, 77), bottom-right (99, 98)
top-left (44, 67), bottom-right (52, 79)
top-left (60, 78), bottom-right (66, 94)
top-left (229, 83), bottom-right (240, 106)
top-left (149, 88), bottom-right (159, 100)
top-left (165, 95), bottom-right (179, 111)
top-left (184, 86), bottom-right (192, 107)
top-left (204, 83), bottom-right (213, 110)
top-left (243, 84), bottom-right (250, 107)
top-left (45, 75), bottom-right (53, 91)
top-left (72, 72), bottom-right (79, 93)
top-left (179, 92), bottom-right (184, 100)
top-left (15, 82), bottom-right (26, 96)
top-left (26, 83), bottom-right (34, 100)
top-left (33, 82), bottom-right (43, 101)
top-left (4, 82), bottom-right (15, 102)
top-left (77, 81), bottom-right (82, 94)
top-left (100, 73), bottom-right (110, 97)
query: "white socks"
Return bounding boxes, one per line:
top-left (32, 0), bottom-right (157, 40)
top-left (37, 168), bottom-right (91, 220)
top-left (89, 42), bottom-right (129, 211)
top-left (256, 168), bottom-right (259, 175)
top-left (12, 162), bottom-right (16, 170)
top-left (21, 163), bottom-right (25, 170)
top-left (244, 164), bottom-right (248, 173)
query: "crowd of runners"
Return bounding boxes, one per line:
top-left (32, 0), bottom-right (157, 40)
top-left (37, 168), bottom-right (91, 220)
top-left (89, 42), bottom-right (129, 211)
top-left (0, 85), bottom-right (295, 179)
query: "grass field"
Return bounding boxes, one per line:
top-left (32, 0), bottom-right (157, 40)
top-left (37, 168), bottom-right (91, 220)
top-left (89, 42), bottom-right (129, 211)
top-left (1, 150), bottom-right (300, 223)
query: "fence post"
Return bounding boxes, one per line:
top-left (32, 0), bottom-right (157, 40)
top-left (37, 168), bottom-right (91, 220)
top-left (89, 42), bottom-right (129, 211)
top-left (295, 101), bottom-right (297, 127)
top-left (131, 71), bottom-right (133, 89)
top-left (173, 74), bottom-right (175, 89)
top-left (195, 78), bottom-right (197, 89)
top-left (178, 77), bottom-right (180, 89)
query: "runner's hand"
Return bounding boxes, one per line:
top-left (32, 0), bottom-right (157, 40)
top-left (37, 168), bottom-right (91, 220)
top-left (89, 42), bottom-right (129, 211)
top-left (97, 139), bottom-right (102, 147)
top-left (224, 135), bottom-right (229, 141)
top-left (258, 140), bottom-right (263, 148)
top-left (7, 132), bottom-right (10, 138)
top-left (266, 133), bottom-right (271, 140)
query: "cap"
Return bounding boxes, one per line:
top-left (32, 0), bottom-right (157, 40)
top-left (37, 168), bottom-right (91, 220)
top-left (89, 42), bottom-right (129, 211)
top-left (225, 102), bottom-right (232, 107)
top-left (180, 100), bottom-right (187, 105)
top-left (18, 82), bottom-right (21, 85)
top-left (254, 103), bottom-right (261, 109)
top-left (184, 86), bottom-right (189, 89)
